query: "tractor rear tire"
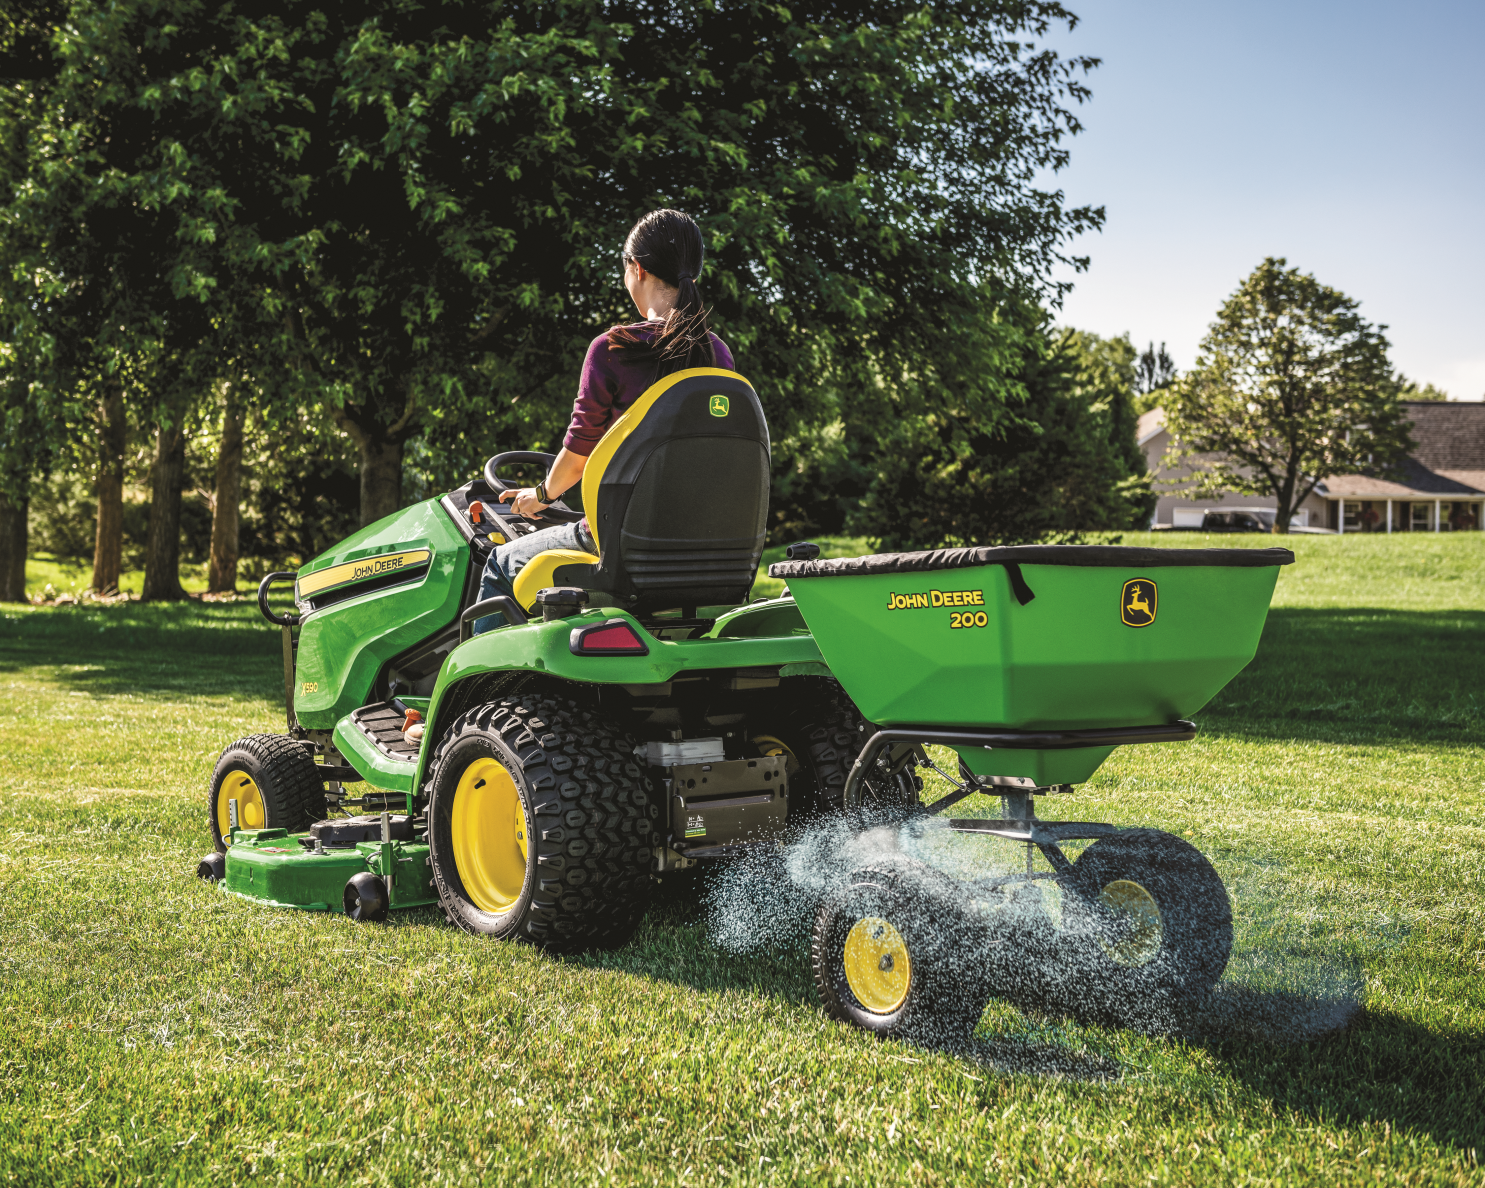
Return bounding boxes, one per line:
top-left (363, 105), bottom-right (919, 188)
top-left (209, 734), bottom-right (323, 852)
top-left (425, 694), bottom-right (654, 953)
top-left (811, 862), bottom-right (988, 1047)
top-left (757, 679), bottom-right (922, 820)
top-left (1034, 828), bottom-right (1232, 1033)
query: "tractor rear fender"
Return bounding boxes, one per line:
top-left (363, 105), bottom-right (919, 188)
top-left (409, 609), bottom-right (826, 791)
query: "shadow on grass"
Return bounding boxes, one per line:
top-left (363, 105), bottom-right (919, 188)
top-left (0, 602), bottom-right (283, 698)
top-left (1201, 607), bottom-right (1485, 745)
top-left (581, 860), bottom-right (1485, 1152)
top-left (579, 867), bottom-right (1124, 1081)
top-left (1207, 1010), bottom-right (1485, 1153)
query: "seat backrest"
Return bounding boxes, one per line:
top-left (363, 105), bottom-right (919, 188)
top-left (581, 368), bottom-right (769, 613)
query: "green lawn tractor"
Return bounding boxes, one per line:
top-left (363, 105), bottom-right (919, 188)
top-left (197, 366), bottom-right (1293, 1039)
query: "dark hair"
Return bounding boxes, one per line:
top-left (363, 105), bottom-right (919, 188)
top-left (607, 209), bottom-right (716, 371)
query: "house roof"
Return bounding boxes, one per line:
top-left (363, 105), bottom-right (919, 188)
top-left (1403, 401), bottom-right (1485, 471)
top-left (1318, 403), bottom-right (1485, 498)
top-left (1144, 400), bottom-right (1485, 500)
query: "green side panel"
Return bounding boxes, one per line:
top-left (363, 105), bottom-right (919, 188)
top-left (414, 611), bottom-right (825, 789)
top-left (333, 717), bottom-right (416, 794)
top-left (222, 830), bottom-right (436, 912)
top-left (786, 562), bottom-right (1281, 730)
top-left (293, 500), bottom-right (470, 729)
top-left (709, 597), bottom-right (810, 638)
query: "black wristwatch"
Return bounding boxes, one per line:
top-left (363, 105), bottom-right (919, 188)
top-left (535, 480), bottom-right (551, 505)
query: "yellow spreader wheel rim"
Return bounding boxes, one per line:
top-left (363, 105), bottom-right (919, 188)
top-left (1099, 879), bottom-right (1163, 967)
top-left (216, 769), bottom-right (265, 843)
top-left (451, 757), bottom-right (530, 915)
top-left (843, 916), bottom-right (912, 1014)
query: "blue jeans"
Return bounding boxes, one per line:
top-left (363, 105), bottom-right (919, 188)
top-left (473, 519), bottom-right (598, 634)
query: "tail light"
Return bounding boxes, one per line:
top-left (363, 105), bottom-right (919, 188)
top-left (569, 619), bottom-right (650, 656)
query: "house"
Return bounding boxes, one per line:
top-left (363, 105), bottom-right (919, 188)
top-left (1139, 401), bottom-right (1485, 533)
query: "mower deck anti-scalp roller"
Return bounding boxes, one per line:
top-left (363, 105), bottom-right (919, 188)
top-left (196, 365), bottom-right (1292, 1035)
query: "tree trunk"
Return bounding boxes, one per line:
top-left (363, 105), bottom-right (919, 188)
top-left (357, 436), bottom-right (405, 528)
top-left (336, 380), bottom-right (415, 528)
top-left (92, 387), bottom-right (127, 594)
top-left (141, 423), bottom-right (189, 601)
top-left (207, 392), bottom-right (244, 593)
top-left (0, 492), bottom-right (27, 602)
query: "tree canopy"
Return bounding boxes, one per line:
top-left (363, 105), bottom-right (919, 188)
top-left (1164, 258), bottom-right (1411, 533)
top-left (2, 0), bottom-right (1104, 534)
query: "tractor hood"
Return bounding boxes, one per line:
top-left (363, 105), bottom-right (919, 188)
top-left (291, 499), bottom-right (471, 730)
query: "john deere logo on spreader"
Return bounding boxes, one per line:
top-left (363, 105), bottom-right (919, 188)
top-left (1121, 578), bottom-right (1156, 627)
top-left (709, 395), bottom-right (729, 417)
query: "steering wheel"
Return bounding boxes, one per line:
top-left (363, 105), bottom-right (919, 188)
top-left (483, 451), bottom-right (585, 525)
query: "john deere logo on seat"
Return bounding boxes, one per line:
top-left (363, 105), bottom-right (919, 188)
top-left (709, 395), bottom-right (729, 417)
top-left (1121, 578), bottom-right (1157, 627)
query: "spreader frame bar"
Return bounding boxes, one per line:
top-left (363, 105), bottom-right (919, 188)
top-left (842, 721), bottom-right (1196, 806)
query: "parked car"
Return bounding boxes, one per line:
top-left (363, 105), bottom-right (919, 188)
top-left (1201, 509), bottom-right (1275, 533)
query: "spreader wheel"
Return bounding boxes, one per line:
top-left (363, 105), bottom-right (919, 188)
top-left (1040, 828), bottom-right (1232, 1032)
top-left (811, 864), bottom-right (987, 1046)
top-left (425, 694), bottom-right (654, 953)
top-left (208, 734), bottom-right (323, 852)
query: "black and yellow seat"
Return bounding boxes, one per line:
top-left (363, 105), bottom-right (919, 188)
top-left (510, 368), bottom-right (770, 616)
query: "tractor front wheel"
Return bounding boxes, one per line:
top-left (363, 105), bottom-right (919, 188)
top-left (209, 734), bottom-right (323, 852)
top-left (425, 695), bottom-right (654, 953)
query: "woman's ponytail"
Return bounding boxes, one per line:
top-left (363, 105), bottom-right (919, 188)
top-left (608, 209), bottom-right (717, 371)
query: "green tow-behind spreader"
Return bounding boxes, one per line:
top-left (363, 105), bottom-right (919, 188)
top-left (198, 367), bottom-right (1292, 1039)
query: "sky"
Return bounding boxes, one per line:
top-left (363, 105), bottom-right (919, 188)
top-left (1041, 0), bottom-right (1484, 398)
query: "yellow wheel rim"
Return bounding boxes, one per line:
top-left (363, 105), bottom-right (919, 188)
top-left (216, 769), bottom-right (265, 843)
top-left (451, 757), bottom-right (530, 915)
top-left (751, 735), bottom-right (796, 772)
top-left (843, 916), bottom-right (912, 1014)
top-left (1099, 879), bottom-right (1163, 967)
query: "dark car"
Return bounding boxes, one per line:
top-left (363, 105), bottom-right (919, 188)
top-left (1201, 509), bottom-right (1275, 533)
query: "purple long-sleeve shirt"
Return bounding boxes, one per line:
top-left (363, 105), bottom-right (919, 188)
top-left (562, 323), bottom-right (734, 457)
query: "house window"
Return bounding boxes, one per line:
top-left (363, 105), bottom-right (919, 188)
top-left (1410, 503), bottom-right (1431, 530)
top-left (1343, 501), bottom-right (1362, 530)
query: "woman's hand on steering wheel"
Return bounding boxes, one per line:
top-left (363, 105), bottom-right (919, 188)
top-left (499, 487), bottom-right (550, 520)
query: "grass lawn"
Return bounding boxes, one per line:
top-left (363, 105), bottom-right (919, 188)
top-left (23, 554), bottom-right (222, 601)
top-left (1, 533), bottom-right (1482, 1185)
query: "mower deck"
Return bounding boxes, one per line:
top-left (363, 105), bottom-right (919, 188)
top-left (221, 826), bottom-right (436, 915)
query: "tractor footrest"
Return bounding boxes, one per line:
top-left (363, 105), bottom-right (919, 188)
top-left (350, 702), bottom-right (419, 763)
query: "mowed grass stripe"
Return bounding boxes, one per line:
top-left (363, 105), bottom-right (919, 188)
top-left (1, 533), bottom-right (1482, 1185)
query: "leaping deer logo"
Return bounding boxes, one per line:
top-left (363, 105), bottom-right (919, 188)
top-left (1121, 579), bottom-right (1157, 626)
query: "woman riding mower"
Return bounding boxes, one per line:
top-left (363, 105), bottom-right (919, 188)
top-left (474, 208), bottom-right (734, 635)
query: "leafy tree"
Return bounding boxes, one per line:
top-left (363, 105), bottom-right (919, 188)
top-left (9, 0), bottom-right (1102, 535)
top-left (1164, 258), bottom-right (1411, 533)
top-left (1398, 376), bottom-right (1451, 402)
top-left (1134, 340), bottom-right (1175, 412)
top-left (848, 312), bottom-right (1155, 548)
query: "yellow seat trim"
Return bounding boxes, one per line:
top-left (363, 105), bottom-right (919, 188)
top-left (512, 548), bottom-right (601, 610)
top-left (579, 367), bottom-right (753, 555)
